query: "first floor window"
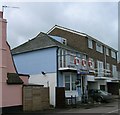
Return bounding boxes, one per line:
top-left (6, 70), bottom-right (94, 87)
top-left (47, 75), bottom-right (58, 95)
top-left (112, 65), bottom-right (117, 77)
top-left (106, 63), bottom-right (110, 70)
top-left (97, 60), bottom-right (104, 76)
top-left (64, 73), bottom-right (76, 91)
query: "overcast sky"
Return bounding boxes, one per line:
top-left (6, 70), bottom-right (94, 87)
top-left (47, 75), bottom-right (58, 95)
top-left (0, 1), bottom-right (118, 50)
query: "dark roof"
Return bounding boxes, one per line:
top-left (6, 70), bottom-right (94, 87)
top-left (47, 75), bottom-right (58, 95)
top-left (7, 73), bottom-right (23, 85)
top-left (12, 32), bottom-right (86, 55)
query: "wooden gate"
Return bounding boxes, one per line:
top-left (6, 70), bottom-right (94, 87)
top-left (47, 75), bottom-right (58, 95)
top-left (56, 87), bottom-right (65, 108)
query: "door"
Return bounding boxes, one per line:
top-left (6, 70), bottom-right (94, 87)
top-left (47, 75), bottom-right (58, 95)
top-left (56, 87), bottom-right (65, 108)
top-left (97, 61), bottom-right (103, 77)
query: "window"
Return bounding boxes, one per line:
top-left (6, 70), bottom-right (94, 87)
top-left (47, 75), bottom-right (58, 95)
top-left (106, 63), bottom-right (110, 70)
top-left (61, 38), bottom-right (67, 45)
top-left (65, 75), bottom-right (70, 90)
top-left (59, 49), bottom-right (62, 68)
top-left (88, 39), bottom-right (93, 49)
top-left (82, 54), bottom-right (87, 60)
top-left (97, 60), bottom-right (104, 76)
top-left (64, 73), bottom-right (76, 91)
top-left (112, 65), bottom-right (117, 76)
top-left (100, 85), bottom-right (105, 91)
top-left (72, 76), bottom-right (76, 90)
top-left (69, 52), bottom-right (76, 64)
top-left (111, 50), bottom-right (116, 59)
top-left (96, 43), bottom-right (103, 53)
top-left (58, 49), bottom-right (67, 68)
top-left (106, 48), bottom-right (109, 56)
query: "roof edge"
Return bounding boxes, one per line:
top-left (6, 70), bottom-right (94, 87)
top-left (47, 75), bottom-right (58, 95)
top-left (12, 45), bottom-right (58, 55)
top-left (47, 25), bottom-right (118, 52)
top-left (47, 25), bottom-right (87, 37)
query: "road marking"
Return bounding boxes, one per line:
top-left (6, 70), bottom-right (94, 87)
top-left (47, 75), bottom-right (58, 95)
top-left (100, 109), bottom-right (120, 115)
top-left (108, 109), bottom-right (120, 113)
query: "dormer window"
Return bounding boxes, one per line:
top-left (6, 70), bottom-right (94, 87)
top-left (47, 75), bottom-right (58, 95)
top-left (61, 38), bottom-right (67, 45)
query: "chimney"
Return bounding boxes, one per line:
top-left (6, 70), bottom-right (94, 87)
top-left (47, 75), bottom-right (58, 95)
top-left (0, 11), bottom-right (7, 82)
top-left (0, 12), bottom-right (3, 18)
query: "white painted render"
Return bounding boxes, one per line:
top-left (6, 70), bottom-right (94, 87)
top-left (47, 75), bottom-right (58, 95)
top-left (87, 75), bottom-right (95, 81)
top-left (29, 73), bottom-right (57, 107)
top-left (97, 80), bottom-right (107, 91)
top-left (88, 82), bottom-right (99, 89)
top-left (65, 91), bottom-right (78, 97)
top-left (88, 80), bottom-right (107, 91)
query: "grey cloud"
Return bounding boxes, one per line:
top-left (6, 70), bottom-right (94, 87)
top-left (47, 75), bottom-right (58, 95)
top-left (3, 2), bottom-right (117, 50)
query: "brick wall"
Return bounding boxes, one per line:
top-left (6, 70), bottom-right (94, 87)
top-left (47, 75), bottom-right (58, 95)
top-left (23, 85), bottom-right (49, 111)
top-left (49, 28), bottom-right (117, 73)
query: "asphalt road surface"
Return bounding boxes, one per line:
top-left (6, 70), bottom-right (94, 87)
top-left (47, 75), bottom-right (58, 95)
top-left (56, 99), bottom-right (120, 114)
top-left (2, 99), bottom-right (120, 115)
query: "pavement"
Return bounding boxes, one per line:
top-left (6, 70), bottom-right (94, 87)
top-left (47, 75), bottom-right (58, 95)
top-left (2, 96), bottom-right (120, 115)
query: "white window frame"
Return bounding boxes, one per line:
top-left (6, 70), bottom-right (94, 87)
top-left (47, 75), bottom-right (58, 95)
top-left (106, 63), bottom-right (110, 70)
top-left (88, 39), bottom-right (93, 49)
top-left (111, 50), bottom-right (116, 59)
top-left (61, 38), bottom-right (67, 45)
top-left (106, 48), bottom-right (109, 56)
top-left (97, 60), bottom-right (104, 76)
top-left (64, 73), bottom-right (77, 91)
top-left (96, 43), bottom-right (103, 53)
top-left (112, 65), bottom-right (117, 76)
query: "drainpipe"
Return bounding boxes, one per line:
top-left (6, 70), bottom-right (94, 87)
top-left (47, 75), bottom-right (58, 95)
top-left (56, 47), bottom-right (59, 87)
top-left (104, 46), bottom-right (106, 74)
top-left (104, 46), bottom-right (107, 91)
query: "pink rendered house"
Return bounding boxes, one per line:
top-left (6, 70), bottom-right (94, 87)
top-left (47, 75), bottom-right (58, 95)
top-left (0, 11), bottom-right (29, 112)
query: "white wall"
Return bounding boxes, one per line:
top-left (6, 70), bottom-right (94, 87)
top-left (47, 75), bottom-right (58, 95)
top-left (88, 82), bottom-right (99, 89)
top-left (29, 73), bottom-right (57, 107)
top-left (97, 80), bottom-right (107, 91)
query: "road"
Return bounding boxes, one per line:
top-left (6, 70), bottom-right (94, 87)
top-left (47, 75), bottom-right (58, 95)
top-left (55, 99), bottom-right (120, 114)
top-left (2, 99), bottom-right (120, 115)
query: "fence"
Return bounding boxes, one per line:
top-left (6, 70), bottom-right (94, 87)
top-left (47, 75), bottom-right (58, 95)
top-left (65, 95), bottom-right (77, 107)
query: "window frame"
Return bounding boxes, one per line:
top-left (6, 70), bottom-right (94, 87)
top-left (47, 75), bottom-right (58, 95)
top-left (88, 39), bottom-right (93, 49)
top-left (96, 43), bottom-right (103, 53)
top-left (97, 60), bottom-right (104, 76)
top-left (112, 65), bottom-right (117, 76)
top-left (111, 50), bottom-right (116, 59)
top-left (106, 63), bottom-right (110, 70)
top-left (106, 48), bottom-right (109, 56)
top-left (64, 73), bottom-right (77, 91)
top-left (61, 38), bottom-right (67, 45)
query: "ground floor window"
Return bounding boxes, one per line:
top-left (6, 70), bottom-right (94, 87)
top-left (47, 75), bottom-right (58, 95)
top-left (64, 72), bottom-right (77, 91)
top-left (100, 85), bottom-right (105, 91)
